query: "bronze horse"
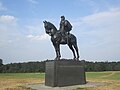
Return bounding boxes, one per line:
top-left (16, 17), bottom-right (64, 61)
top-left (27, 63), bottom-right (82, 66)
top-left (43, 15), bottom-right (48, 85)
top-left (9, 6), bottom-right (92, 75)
top-left (43, 21), bottom-right (79, 60)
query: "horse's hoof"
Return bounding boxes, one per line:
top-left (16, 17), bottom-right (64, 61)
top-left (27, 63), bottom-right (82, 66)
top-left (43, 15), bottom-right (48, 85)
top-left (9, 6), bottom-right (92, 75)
top-left (73, 58), bottom-right (76, 60)
top-left (73, 58), bottom-right (79, 61)
top-left (76, 58), bottom-right (79, 61)
top-left (54, 57), bottom-right (60, 60)
top-left (54, 57), bottom-right (57, 60)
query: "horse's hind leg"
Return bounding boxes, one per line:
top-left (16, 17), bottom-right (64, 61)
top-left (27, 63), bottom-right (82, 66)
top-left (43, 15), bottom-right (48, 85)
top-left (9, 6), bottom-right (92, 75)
top-left (68, 44), bottom-right (76, 60)
top-left (73, 43), bottom-right (79, 60)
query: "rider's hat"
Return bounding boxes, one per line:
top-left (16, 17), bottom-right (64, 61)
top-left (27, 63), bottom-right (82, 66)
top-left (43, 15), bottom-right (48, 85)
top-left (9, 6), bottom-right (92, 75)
top-left (61, 16), bottom-right (65, 19)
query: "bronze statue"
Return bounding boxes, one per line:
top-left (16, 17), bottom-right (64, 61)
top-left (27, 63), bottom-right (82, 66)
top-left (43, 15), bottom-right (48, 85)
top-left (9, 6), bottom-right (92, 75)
top-left (43, 17), bottom-right (79, 60)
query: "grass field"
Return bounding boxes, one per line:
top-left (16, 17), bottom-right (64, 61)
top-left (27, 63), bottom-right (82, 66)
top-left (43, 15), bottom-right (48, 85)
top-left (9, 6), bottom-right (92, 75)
top-left (0, 71), bottom-right (120, 90)
top-left (80, 71), bottom-right (120, 90)
top-left (86, 71), bottom-right (120, 80)
top-left (0, 73), bottom-right (45, 90)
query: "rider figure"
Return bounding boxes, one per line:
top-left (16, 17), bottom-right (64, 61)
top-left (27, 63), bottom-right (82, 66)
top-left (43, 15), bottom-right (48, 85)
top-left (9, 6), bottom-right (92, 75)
top-left (59, 16), bottom-right (72, 42)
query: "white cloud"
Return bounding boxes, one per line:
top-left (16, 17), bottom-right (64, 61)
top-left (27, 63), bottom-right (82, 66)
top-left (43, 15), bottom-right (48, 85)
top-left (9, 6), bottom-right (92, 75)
top-left (73, 8), bottom-right (120, 35)
top-left (27, 34), bottom-right (49, 41)
top-left (0, 15), bottom-right (17, 24)
top-left (27, 0), bottom-right (38, 4)
top-left (0, 15), bottom-right (18, 36)
top-left (81, 8), bottom-right (120, 27)
top-left (0, 2), bottom-right (7, 11)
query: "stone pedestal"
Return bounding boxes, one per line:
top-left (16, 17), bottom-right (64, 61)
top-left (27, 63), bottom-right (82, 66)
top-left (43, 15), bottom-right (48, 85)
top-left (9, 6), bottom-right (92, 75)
top-left (45, 60), bottom-right (86, 87)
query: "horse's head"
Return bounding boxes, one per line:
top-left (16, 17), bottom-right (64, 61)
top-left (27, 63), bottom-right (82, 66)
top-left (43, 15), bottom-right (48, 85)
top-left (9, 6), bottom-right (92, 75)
top-left (43, 20), bottom-right (57, 36)
top-left (43, 20), bottom-right (50, 34)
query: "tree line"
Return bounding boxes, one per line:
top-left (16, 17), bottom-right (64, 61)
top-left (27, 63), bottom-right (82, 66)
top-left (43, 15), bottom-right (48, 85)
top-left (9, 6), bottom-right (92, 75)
top-left (85, 61), bottom-right (120, 71)
top-left (0, 59), bottom-right (120, 73)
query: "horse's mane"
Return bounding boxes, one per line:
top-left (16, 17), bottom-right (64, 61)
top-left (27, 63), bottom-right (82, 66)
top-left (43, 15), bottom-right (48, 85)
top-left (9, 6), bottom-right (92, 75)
top-left (47, 21), bottom-right (57, 31)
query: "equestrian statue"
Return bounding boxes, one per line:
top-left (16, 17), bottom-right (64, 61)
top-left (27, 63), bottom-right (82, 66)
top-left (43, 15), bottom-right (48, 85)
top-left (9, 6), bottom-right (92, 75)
top-left (43, 16), bottom-right (80, 60)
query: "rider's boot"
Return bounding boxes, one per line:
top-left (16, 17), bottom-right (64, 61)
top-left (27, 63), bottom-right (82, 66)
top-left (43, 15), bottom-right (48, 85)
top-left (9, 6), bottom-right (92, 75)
top-left (61, 33), bottom-right (66, 43)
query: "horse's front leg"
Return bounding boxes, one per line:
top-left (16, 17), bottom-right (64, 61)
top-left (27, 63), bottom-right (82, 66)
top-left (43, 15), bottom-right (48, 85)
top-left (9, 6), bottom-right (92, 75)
top-left (57, 44), bottom-right (61, 60)
top-left (53, 43), bottom-right (61, 60)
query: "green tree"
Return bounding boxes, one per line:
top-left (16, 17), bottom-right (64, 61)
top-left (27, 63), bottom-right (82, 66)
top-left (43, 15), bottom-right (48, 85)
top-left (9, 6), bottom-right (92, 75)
top-left (0, 59), bottom-right (3, 66)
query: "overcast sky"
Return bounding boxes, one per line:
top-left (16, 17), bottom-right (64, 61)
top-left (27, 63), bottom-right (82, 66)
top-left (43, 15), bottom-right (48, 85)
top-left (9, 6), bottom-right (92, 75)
top-left (0, 0), bottom-right (120, 64)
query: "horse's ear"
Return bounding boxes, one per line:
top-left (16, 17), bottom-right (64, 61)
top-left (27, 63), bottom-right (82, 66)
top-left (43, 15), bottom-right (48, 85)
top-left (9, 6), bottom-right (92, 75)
top-left (43, 21), bottom-right (45, 23)
top-left (43, 20), bottom-right (47, 23)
